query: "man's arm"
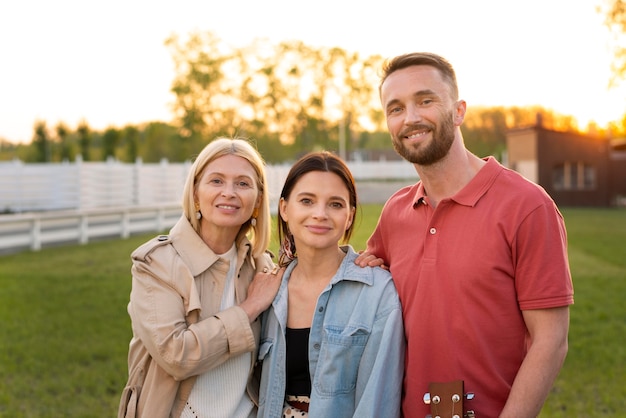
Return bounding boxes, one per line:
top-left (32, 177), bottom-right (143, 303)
top-left (499, 306), bottom-right (570, 418)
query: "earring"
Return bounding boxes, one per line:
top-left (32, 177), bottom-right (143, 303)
top-left (278, 233), bottom-right (296, 266)
top-left (250, 207), bottom-right (259, 227)
top-left (195, 202), bottom-right (202, 220)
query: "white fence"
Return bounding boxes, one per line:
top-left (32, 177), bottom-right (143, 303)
top-left (0, 158), bottom-right (192, 212)
top-left (0, 158), bottom-right (416, 253)
top-left (0, 204), bottom-right (181, 253)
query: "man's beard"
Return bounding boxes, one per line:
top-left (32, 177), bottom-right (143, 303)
top-left (391, 110), bottom-right (456, 166)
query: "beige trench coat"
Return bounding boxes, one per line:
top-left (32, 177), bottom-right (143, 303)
top-left (118, 216), bottom-right (273, 418)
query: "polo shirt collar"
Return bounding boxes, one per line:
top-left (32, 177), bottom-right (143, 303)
top-left (413, 156), bottom-right (502, 208)
top-left (413, 182), bottom-right (428, 207)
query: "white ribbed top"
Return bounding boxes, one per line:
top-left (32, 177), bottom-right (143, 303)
top-left (181, 244), bottom-right (254, 418)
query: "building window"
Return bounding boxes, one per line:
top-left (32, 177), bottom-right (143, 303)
top-left (552, 164), bottom-right (565, 190)
top-left (552, 162), bottom-right (596, 190)
top-left (583, 164), bottom-right (596, 189)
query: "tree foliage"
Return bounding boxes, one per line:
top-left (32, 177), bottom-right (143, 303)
top-left (462, 105), bottom-right (580, 159)
top-left (33, 120), bottom-right (51, 162)
top-left (1, 33), bottom-right (595, 164)
top-left (102, 127), bottom-right (120, 160)
top-left (56, 122), bottom-right (74, 162)
top-left (600, 0), bottom-right (626, 85)
top-left (165, 31), bottom-right (384, 150)
top-left (77, 120), bottom-right (92, 161)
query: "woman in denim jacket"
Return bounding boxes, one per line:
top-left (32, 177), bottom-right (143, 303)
top-left (256, 152), bottom-right (405, 418)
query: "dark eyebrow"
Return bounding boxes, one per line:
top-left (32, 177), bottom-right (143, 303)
top-left (385, 98), bottom-right (402, 111)
top-left (295, 191), bottom-right (348, 203)
top-left (413, 89), bottom-right (438, 98)
top-left (385, 89), bottom-right (439, 110)
top-left (329, 195), bottom-right (349, 203)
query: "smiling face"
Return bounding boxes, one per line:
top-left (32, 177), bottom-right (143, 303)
top-left (279, 171), bottom-right (355, 254)
top-left (194, 154), bottom-right (260, 240)
top-left (381, 65), bottom-right (464, 166)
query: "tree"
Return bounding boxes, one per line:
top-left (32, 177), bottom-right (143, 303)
top-left (102, 127), bottom-right (120, 160)
top-left (601, 0), bottom-right (626, 85)
top-left (77, 120), bottom-right (92, 161)
top-left (165, 31), bottom-right (384, 156)
top-left (56, 122), bottom-right (73, 161)
top-left (165, 31), bottom-right (233, 139)
top-left (33, 120), bottom-right (51, 162)
top-left (122, 125), bottom-right (140, 162)
top-left (141, 122), bottom-right (181, 162)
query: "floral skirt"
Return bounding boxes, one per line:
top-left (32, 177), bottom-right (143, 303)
top-left (282, 395), bottom-right (310, 417)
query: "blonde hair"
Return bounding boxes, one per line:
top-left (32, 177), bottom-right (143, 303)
top-left (182, 137), bottom-right (270, 258)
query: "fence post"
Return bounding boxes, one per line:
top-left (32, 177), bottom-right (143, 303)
top-left (79, 214), bottom-right (88, 244)
top-left (122, 210), bottom-right (130, 239)
top-left (31, 217), bottom-right (41, 251)
top-left (157, 207), bottom-right (165, 232)
top-left (134, 158), bottom-right (142, 206)
top-left (76, 155), bottom-right (84, 210)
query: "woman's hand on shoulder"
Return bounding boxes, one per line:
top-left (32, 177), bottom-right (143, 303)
top-left (239, 265), bottom-right (284, 322)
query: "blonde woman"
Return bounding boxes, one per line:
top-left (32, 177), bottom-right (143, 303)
top-left (119, 138), bottom-right (282, 418)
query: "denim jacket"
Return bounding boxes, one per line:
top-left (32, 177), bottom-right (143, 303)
top-left (257, 245), bottom-right (405, 418)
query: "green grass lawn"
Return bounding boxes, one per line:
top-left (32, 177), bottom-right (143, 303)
top-left (0, 205), bottom-right (624, 417)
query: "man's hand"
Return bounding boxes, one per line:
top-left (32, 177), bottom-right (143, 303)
top-left (354, 250), bottom-right (388, 270)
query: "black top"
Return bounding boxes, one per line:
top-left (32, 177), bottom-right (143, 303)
top-left (285, 327), bottom-right (312, 396)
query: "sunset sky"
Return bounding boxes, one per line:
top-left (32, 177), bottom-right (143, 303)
top-left (0, 0), bottom-right (623, 144)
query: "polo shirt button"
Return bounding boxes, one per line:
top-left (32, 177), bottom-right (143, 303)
top-left (313, 343), bottom-right (321, 350)
top-left (429, 228), bottom-right (437, 234)
top-left (318, 306), bottom-right (324, 312)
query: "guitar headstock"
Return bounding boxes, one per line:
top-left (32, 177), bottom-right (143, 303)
top-left (423, 380), bottom-right (475, 418)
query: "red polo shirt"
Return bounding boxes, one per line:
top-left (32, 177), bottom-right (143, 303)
top-left (367, 157), bottom-right (574, 418)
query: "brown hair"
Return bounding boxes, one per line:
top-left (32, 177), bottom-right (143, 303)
top-left (379, 52), bottom-right (459, 101)
top-left (278, 151), bottom-right (358, 265)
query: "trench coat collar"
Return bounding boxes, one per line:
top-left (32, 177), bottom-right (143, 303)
top-left (168, 215), bottom-right (253, 276)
